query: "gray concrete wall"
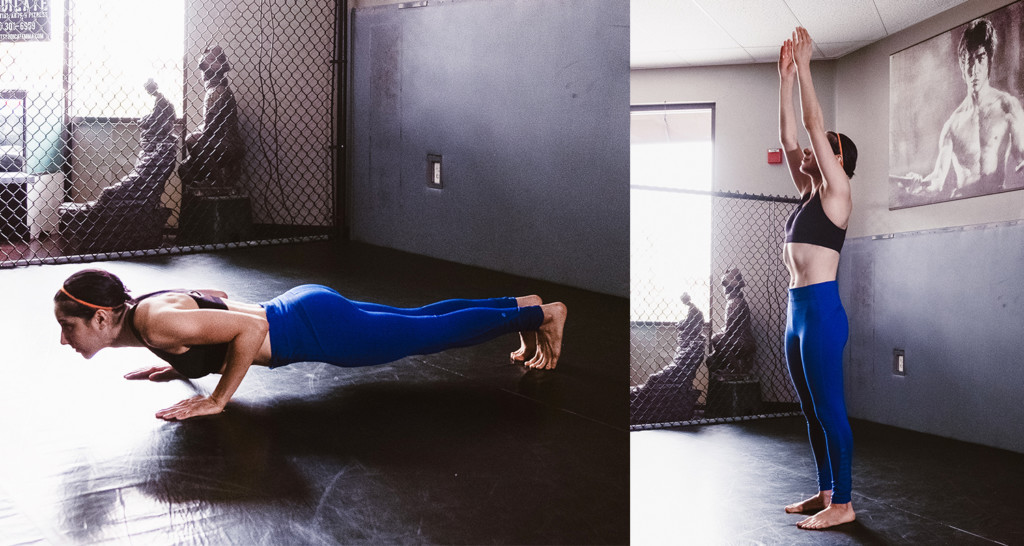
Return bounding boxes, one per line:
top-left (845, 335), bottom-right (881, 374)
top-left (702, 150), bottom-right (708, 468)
top-left (840, 224), bottom-right (1024, 453)
top-left (349, 0), bottom-right (629, 296)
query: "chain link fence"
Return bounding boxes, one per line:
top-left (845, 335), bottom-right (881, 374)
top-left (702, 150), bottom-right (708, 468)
top-left (631, 189), bottom-right (803, 429)
top-left (1, 0), bottom-right (339, 267)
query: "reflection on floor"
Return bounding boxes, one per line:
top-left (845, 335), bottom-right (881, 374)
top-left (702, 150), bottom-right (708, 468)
top-left (0, 240), bottom-right (628, 544)
top-left (632, 417), bottom-right (1024, 545)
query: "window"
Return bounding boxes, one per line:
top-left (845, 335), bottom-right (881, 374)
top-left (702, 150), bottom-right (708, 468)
top-left (0, 91), bottom-right (27, 171)
top-left (66, 0), bottom-right (184, 118)
top-left (630, 104), bottom-right (714, 322)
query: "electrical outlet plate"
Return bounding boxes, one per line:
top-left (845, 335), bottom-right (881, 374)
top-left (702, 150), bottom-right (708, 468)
top-left (893, 349), bottom-right (906, 376)
top-left (427, 154), bottom-right (442, 189)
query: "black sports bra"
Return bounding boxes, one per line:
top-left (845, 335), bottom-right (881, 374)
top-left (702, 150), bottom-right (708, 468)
top-left (126, 290), bottom-right (228, 378)
top-left (785, 191), bottom-right (847, 253)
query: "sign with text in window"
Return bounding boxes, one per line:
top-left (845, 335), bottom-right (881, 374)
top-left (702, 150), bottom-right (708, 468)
top-left (0, 0), bottom-right (50, 42)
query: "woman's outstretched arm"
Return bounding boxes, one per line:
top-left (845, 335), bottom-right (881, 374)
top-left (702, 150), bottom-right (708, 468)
top-left (780, 37), bottom-right (812, 195)
top-left (792, 27), bottom-right (851, 226)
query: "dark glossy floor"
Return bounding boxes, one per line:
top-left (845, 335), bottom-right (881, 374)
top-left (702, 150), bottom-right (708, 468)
top-left (0, 241), bottom-right (628, 544)
top-left (632, 417), bottom-right (1024, 545)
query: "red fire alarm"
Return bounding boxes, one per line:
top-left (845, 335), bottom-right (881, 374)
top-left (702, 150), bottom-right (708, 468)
top-left (767, 148), bottom-right (783, 164)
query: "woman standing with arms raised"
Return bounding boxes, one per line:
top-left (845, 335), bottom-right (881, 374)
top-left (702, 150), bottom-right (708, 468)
top-left (778, 27), bottom-right (859, 530)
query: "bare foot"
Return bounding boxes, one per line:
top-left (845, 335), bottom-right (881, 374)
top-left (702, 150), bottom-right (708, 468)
top-left (525, 302), bottom-right (567, 370)
top-left (511, 331), bottom-right (538, 362)
top-left (797, 502), bottom-right (855, 530)
top-left (511, 295), bottom-right (543, 362)
top-left (785, 491), bottom-right (830, 514)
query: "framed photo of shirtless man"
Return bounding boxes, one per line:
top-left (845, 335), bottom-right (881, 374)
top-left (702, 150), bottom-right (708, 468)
top-left (889, 0), bottom-right (1024, 209)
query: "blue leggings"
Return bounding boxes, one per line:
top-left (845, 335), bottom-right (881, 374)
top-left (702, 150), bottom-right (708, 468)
top-left (785, 281), bottom-right (853, 504)
top-left (263, 285), bottom-right (545, 367)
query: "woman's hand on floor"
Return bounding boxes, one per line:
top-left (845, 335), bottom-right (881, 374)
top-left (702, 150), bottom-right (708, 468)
top-left (124, 365), bottom-right (185, 382)
top-left (155, 395), bottom-right (226, 421)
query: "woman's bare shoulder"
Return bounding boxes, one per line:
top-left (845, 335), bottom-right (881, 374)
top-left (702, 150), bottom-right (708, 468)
top-left (132, 293), bottom-right (197, 331)
top-left (136, 291), bottom-right (197, 311)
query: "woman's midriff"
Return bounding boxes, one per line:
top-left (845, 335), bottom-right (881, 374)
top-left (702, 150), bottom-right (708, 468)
top-left (222, 299), bottom-right (274, 366)
top-left (784, 242), bottom-right (840, 288)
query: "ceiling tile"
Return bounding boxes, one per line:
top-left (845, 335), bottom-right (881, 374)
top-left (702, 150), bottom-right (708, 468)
top-left (631, 0), bottom-right (741, 57)
top-left (630, 0), bottom-right (973, 69)
top-left (631, 50), bottom-right (698, 70)
top-left (816, 39), bottom-right (877, 57)
top-left (692, 0), bottom-right (802, 48)
top-left (633, 48), bottom-right (757, 70)
top-left (673, 48), bottom-right (760, 67)
top-left (745, 45), bottom-right (786, 64)
top-left (785, 0), bottom-right (887, 43)
top-left (873, 0), bottom-right (968, 34)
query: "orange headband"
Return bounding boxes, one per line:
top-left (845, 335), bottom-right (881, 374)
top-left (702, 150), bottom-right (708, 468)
top-left (59, 286), bottom-right (115, 310)
top-left (836, 132), bottom-right (844, 166)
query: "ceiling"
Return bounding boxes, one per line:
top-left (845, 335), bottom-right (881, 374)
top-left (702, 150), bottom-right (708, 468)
top-left (631, 0), bottom-right (970, 69)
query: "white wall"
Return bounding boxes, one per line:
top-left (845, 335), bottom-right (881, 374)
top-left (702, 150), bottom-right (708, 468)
top-left (631, 62), bottom-right (837, 197)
